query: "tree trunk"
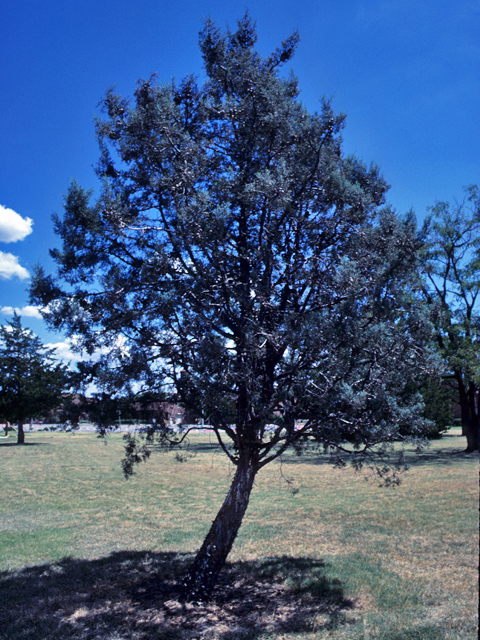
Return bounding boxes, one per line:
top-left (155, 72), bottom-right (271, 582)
top-left (457, 378), bottom-right (480, 452)
top-left (465, 389), bottom-right (480, 452)
top-left (181, 453), bottom-right (258, 601)
top-left (464, 423), bottom-right (480, 452)
top-left (460, 400), bottom-right (468, 437)
top-left (17, 421), bottom-right (25, 445)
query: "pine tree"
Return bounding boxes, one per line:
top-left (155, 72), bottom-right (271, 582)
top-left (31, 15), bottom-right (436, 599)
top-left (0, 314), bottom-right (68, 444)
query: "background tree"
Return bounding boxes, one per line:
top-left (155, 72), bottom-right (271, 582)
top-left (31, 15), bottom-right (436, 599)
top-left (418, 376), bottom-right (455, 438)
top-left (420, 185), bottom-right (480, 452)
top-left (0, 314), bottom-right (69, 444)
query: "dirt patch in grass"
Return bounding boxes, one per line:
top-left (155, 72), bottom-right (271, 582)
top-left (0, 551), bottom-right (355, 639)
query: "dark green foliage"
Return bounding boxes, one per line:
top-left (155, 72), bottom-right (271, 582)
top-left (0, 313), bottom-right (69, 443)
top-left (30, 14), bottom-right (436, 597)
top-left (419, 377), bottom-right (455, 438)
top-left (56, 389), bottom-right (167, 438)
top-left (420, 185), bottom-right (480, 450)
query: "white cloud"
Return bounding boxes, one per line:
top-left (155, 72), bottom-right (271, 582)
top-left (1, 305), bottom-right (43, 319)
top-left (45, 337), bottom-right (85, 363)
top-left (0, 205), bottom-right (33, 243)
top-left (100, 333), bottom-right (130, 358)
top-left (0, 251), bottom-right (29, 280)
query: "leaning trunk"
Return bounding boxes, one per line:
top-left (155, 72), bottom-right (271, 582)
top-left (181, 454), bottom-right (258, 601)
top-left (17, 421), bottom-right (25, 445)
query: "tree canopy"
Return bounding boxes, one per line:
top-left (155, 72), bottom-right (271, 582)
top-left (0, 313), bottom-right (69, 444)
top-left (420, 185), bottom-right (480, 451)
top-left (31, 15), bottom-right (436, 599)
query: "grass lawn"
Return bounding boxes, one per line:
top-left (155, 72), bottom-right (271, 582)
top-left (0, 428), bottom-right (477, 639)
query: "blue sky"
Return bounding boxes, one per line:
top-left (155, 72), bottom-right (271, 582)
top-left (0, 0), bottom-right (479, 358)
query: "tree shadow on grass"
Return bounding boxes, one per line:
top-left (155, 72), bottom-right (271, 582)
top-left (150, 439), bottom-right (222, 455)
top-left (0, 551), bottom-right (354, 639)
top-left (0, 441), bottom-right (48, 447)
top-left (282, 443), bottom-right (477, 469)
top-left (402, 447), bottom-right (479, 467)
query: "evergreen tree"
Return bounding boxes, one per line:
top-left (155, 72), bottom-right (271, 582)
top-left (31, 15), bottom-right (436, 599)
top-left (420, 185), bottom-right (480, 451)
top-left (0, 314), bottom-right (68, 444)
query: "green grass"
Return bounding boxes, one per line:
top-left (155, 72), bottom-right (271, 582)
top-left (0, 428), bottom-right (477, 639)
